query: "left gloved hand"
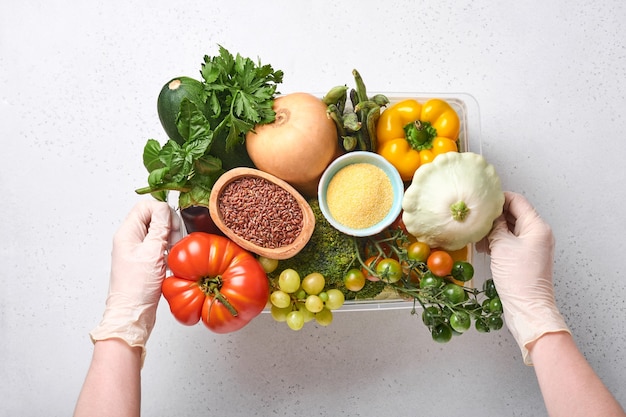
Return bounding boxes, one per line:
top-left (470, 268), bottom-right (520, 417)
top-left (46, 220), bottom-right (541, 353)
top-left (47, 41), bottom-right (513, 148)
top-left (90, 200), bottom-right (180, 362)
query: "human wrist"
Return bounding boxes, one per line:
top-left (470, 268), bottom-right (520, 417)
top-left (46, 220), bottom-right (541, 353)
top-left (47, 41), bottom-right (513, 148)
top-left (501, 298), bottom-right (570, 365)
top-left (89, 293), bottom-right (158, 365)
top-left (526, 329), bottom-right (573, 356)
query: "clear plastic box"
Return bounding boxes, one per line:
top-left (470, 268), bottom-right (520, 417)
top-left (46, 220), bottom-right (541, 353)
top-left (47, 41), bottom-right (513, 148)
top-left (171, 92), bottom-right (486, 312)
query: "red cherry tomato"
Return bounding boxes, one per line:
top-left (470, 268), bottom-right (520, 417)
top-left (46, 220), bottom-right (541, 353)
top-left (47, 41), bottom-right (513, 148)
top-left (426, 250), bottom-right (454, 277)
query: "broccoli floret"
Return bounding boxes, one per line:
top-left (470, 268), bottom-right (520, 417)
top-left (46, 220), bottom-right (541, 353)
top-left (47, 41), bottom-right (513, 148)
top-left (269, 199), bottom-right (386, 300)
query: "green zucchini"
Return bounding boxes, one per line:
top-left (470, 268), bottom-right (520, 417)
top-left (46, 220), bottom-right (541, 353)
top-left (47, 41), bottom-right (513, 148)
top-left (157, 76), bottom-right (205, 145)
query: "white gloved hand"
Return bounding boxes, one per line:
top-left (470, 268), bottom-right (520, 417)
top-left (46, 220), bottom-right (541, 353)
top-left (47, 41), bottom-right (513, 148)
top-left (90, 200), bottom-right (179, 362)
top-left (485, 191), bottom-right (570, 365)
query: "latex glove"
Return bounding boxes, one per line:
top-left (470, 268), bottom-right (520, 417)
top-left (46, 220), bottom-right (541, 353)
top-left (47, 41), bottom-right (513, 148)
top-left (485, 191), bottom-right (570, 365)
top-left (90, 200), bottom-right (180, 362)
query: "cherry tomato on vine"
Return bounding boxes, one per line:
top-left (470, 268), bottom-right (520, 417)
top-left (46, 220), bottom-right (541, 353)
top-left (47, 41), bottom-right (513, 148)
top-left (362, 256), bottom-right (380, 281)
top-left (407, 241), bottom-right (431, 262)
top-left (483, 279), bottom-right (499, 299)
top-left (364, 241), bottom-right (396, 259)
top-left (475, 318), bottom-right (490, 333)
top-left (431, 323), bottom-right (453, 343)
top-left (489, 297), bottom-right (503, 314)
top-left (442, 283), bottom-right (466, 304)
top-left (419, 271), bottom-right (444, 289)
top-left (427, 250), bottom-right (454, 277)
top-left (488, 316), bottom-right (504, 331)
top-left (451, 261), bottom-right (474, 282)
top-left (422, 306), bottom-right (441, 326)
top-left (376, 258), bottom-right (403, 283)
top-left (449, 311), bottom-right (471, 333)
top-left (344, 268), bottom-right (366, 292)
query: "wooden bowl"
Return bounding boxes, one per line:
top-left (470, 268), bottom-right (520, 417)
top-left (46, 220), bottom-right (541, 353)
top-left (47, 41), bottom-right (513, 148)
top-left (209, 167), bottom-right (315, 260)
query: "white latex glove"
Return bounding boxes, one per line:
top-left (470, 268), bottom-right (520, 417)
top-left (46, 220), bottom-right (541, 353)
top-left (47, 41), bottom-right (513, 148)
top-left (485, 191), bottom-right (570, 365)
top-left (90, 200), bottom-right (180, 362)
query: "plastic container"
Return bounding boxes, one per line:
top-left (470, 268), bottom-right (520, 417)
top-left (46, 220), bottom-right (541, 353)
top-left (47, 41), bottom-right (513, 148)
top-left (169, 92), bottom-right (484, 313)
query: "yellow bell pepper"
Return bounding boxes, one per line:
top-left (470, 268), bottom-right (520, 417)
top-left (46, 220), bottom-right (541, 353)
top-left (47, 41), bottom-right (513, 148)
top-left (376, 98), bottom-right (460, 181)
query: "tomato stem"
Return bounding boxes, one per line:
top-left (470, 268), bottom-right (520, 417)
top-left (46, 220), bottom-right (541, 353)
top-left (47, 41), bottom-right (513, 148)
top-left (202, 276), bottom-right (238, 317)
top-left (212, 288), bottom-right (238, 317)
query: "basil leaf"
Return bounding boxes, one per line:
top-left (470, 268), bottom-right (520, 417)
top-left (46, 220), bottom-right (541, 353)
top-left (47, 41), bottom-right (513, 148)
top-left (142, 139), bottom-right (163, 171)
top-left (147, 167), bottom-right (169, 188)
top-left (176, 99), bottom-right (213, 144)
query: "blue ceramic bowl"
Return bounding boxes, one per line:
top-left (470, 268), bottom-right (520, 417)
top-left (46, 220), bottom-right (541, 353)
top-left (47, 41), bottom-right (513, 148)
top-left (318, 151), bottom-right (404, 237)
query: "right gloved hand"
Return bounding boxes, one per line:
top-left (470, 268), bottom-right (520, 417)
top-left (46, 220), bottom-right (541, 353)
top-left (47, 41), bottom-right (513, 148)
top-left (484, 191), bottom-right (570, 365)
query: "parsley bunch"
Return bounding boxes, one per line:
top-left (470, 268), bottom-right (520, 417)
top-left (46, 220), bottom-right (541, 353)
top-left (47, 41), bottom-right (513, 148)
top-left (202, 45), bottom-right (284, 151)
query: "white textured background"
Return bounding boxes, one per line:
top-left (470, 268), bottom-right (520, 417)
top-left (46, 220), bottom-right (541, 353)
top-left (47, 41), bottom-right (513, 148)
top-left (1, 1), bottom-right (625, 416)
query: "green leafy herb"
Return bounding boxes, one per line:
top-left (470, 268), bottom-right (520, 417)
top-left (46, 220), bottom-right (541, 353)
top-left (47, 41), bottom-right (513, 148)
top-left (135, 99), bottom-right (223, 203)
top-left (201, 45), bottom-right (284, 150)
top-left (135, 46), bottom-right (284, 208)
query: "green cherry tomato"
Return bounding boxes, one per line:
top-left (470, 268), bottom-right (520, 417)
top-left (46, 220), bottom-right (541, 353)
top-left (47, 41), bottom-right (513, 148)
top-left (475, 317), bottom-right (490, 333)
top-left (422, 306), bottom-right (441, 326)
top-left (449, 311), bottom-right (471, 333)
top-left (451, 261), bottom-right (475, 282)
top-left (488, 316), bottom-right (504, 331)
top-left (376, 258), bottom-right (403, 283)
top-left (442, 283), bottom-right (466, 305)
top-left (489, 297), bottom-right (503, 314)
top-left (483, 279), bottom-right (499, 299)
top-left (419, 272), bottom-right (444, 289)
top-left (431, 323), bottom-right (453, 343)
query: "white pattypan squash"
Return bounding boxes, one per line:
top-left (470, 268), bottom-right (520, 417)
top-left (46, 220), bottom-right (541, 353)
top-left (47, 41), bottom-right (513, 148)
top-left (401, 152), bottom-right (504, 251)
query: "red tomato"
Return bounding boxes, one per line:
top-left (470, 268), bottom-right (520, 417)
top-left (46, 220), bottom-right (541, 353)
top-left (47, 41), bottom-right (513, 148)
top-left (362, 256), bottom-right (380, 281)
top-left (426, 250), bottom-right (454, 277)
top-left (162, 232), bottom-right (270, 334)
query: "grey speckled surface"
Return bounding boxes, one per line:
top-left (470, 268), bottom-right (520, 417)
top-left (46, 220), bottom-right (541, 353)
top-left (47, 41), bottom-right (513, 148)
top-left (1, 1), bottom-right (624, 416)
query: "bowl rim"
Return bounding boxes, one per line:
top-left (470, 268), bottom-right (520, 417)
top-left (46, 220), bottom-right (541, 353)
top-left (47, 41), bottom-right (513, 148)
top-left (317, 151), bottom-right (404, 237)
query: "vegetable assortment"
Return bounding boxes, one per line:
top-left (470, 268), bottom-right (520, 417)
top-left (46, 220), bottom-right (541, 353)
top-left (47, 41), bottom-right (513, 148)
top-left (139, 45), bottom-right (506, 341)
